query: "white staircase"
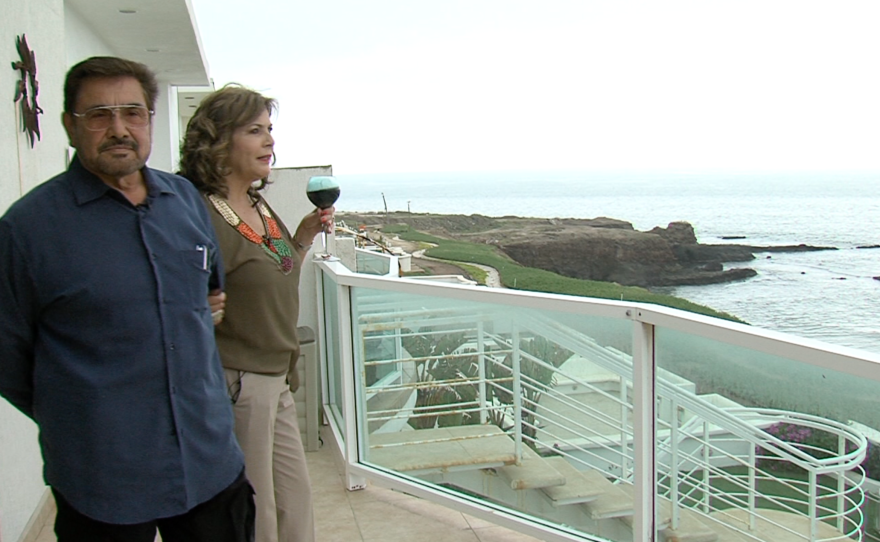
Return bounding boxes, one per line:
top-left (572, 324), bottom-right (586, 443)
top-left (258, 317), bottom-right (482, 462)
top-left (357, 301), bottom-right (868, 542)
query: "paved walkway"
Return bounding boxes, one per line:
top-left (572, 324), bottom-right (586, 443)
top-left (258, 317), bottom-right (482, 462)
top-left (412, 248), bottom-right (502, 288)
top-left (31, 435), bottom-right (540, 542)
top-left (467, 262), bottom-right (502, 287)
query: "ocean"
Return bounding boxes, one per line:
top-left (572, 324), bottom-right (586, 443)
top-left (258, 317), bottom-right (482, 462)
top-left (334, 170), bottom-right (880, 356)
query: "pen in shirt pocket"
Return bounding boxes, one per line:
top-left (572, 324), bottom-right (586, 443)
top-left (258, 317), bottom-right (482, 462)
top-left (196, 244), bottom-right (208, 270)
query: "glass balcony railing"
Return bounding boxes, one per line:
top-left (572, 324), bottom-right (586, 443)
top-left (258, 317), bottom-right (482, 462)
top-left (355, 247), bottom-right (397, 276)
top-left (314, 260), bottom-right (880, 542)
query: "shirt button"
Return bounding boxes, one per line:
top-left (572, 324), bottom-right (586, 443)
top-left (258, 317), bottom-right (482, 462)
top-left (151, 253), bottom-right (158, 260)
top-left (169, 343), bottom-right (176, 351)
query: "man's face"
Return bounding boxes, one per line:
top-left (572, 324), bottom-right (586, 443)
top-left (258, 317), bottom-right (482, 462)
top-left (62, 76), bottom-right (152, 184)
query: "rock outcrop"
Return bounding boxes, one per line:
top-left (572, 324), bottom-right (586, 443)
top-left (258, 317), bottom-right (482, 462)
top-left (497, 222), bottom-right (763, 287)
top-left (337, 212), bottom-right (836, 288)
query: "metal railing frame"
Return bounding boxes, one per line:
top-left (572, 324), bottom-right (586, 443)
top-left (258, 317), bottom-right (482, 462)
top-left (314, 260), bottom-right (880, 542)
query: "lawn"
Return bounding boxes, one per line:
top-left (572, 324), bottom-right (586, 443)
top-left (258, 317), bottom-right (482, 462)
top-left (384, 224), bottom-right (742, 322)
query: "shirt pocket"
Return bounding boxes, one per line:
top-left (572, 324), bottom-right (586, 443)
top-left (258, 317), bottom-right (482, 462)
top-left (178, 247), bottom-right (212, 309)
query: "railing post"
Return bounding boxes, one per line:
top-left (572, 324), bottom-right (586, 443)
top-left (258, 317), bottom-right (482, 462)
top-left (335, 272), bottom-right (367, 491)
top-left (632, 317), bottom-right (657, 542)
top-left (512, 326), bottom-right (523, 463)
top-left (620, 376), bottom-right (629, 479)
top-left (670, 397), bottom-right (680, 530)
top-left (810, 471), bottom-right (818, 542)
top-left (394, 317), bottom-right (403, 363)
top-left (748, 443), bottom-right (756, 530)
top-left (702, 421), bottom-right (710, 514)
top-left (478, 321), bottom-right (487, 425)
top-left (837, 434), bottom-right (845, 533)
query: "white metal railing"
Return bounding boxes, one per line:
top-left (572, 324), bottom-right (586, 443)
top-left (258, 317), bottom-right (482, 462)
top-left (314, 260), bottom-right (880, 542)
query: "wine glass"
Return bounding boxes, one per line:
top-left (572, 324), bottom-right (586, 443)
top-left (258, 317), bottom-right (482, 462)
top-left (306, 175), bottom-right (341, 260)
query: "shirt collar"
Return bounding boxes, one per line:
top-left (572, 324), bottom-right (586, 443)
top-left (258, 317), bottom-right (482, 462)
top-left (69, 154), bottom-right (176, 206)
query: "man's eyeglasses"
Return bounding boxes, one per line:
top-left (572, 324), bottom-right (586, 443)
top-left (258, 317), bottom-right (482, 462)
top-left (71, 105), bottom-right (154, 131)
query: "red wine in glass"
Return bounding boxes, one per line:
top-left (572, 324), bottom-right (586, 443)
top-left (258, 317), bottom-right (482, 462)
top-left (306, 176), bottom-right (340, 259)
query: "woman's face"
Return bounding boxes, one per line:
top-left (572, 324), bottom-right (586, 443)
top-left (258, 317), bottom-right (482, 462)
top-left (226, 109), bottom-right (274, 184)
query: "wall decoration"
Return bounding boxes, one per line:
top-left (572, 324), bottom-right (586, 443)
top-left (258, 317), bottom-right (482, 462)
top-left (11, 34), bottom-right (42, 148)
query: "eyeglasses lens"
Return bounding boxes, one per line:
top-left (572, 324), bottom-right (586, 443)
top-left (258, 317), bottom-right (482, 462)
top-left (83, 106), bottom-right (151, 130)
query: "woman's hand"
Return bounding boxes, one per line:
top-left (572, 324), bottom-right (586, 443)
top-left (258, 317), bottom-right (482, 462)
top-left (319, 206), bottom-right (335, 234)
top-left (208, 289), bottom-right (226, 325)
top-left (293, 206), bottom-right (335, 250)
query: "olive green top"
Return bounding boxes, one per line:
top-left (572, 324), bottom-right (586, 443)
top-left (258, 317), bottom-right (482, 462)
top-left (205, 195), bottom-right (302, 376)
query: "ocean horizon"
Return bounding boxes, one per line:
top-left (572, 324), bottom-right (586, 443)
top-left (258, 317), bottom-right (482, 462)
top-left (335, 169), bottom-right (880, 356)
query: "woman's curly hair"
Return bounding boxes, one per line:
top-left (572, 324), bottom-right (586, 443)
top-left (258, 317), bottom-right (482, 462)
top-left (178, 84), bottom-right (278, 197)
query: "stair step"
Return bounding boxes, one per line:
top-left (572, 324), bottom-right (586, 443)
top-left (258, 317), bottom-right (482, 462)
top-left (583, 480), bottom-right (634, 520)
top-left (617, 484), bottom-right (673, 530)
top-left (368, 425), bottom-right (515, 474)
top-left (710, 508), bottom-right (844, 542)
top-left (540, 456), bottom-right (608, 506)
top-left (659, 508), bottom-right (719, 542)
top-left (499, 448), bottom-right (565, 490)
top-left (704, 520), bottom-right (758, 542)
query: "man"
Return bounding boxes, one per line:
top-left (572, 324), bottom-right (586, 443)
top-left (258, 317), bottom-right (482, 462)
top-left (0, 57), bottom-right (253, 541)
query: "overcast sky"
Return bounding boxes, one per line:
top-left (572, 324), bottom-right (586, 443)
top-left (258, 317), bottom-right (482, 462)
top-left (190, 1), bottom-right (880, 176)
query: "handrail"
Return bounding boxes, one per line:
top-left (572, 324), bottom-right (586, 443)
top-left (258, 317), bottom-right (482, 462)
top-left (528, 313), bottom-right (867, 473)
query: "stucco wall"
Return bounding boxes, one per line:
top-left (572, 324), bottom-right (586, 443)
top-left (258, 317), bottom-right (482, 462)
top-left (0, 1), bottom-right (68, 540)
top-left (149, 84), bottom-right (176, 172)
top-left (1, 0), bottom-right (68, 209)
top-left (63, 4), bottom-right (113, 66)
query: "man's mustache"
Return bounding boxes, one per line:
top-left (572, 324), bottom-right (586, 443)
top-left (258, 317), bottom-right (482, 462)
top-left (98, 138), bottom-right (138, 153)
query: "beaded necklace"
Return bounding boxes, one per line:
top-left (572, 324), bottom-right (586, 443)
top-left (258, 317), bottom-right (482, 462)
top-left (208, 193), bottom-right (294, 274)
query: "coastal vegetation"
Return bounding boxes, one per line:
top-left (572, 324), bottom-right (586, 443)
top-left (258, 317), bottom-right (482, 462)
top-left (343, 211), bottom-right (833, 289)
top-left (454, 262), bottom-right (488, 284)
top-left (382, 224), bottom-right (742, 322)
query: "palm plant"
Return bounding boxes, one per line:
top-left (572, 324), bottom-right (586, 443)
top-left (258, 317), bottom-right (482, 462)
top-left (402, 329), bottom-right (480, 429)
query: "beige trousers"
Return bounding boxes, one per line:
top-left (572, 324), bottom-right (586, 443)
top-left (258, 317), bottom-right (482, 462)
top-left (225, 369), bottom-right (315, 542)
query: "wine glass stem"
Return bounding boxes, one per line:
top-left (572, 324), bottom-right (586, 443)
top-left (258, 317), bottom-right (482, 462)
top-left (321, 227), bottom-right (328, 255)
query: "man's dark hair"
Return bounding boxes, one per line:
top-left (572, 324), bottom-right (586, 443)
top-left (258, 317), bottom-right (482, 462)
top-left (64, 56), bottom-right (159, 113)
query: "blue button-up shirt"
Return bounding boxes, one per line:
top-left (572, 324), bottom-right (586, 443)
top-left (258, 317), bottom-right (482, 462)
top-left (0, 157), bottom-right (244, 524)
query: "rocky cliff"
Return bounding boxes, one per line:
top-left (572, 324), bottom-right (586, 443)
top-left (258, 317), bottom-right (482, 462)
top-left (337, 212), bottom-right (835, 287)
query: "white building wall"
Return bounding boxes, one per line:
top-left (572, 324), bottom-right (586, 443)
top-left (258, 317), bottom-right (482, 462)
top-left (1, 1), bottom-right (68, 540)
top-left (63, 4), bottom-right (114, 66)
top-left (166, 85), bottom-right (183, 173)
top-left (1, 0), bottom-right (68, 207)
top-left (150, 84), bottom-right (176, 172)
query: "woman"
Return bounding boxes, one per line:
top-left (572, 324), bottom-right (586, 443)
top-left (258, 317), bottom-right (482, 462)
top-left (179, 84), bottom-right (329, 542)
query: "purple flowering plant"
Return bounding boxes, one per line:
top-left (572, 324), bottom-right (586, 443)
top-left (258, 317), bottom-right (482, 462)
top-left (758, 422), bottom-right (879, 479)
